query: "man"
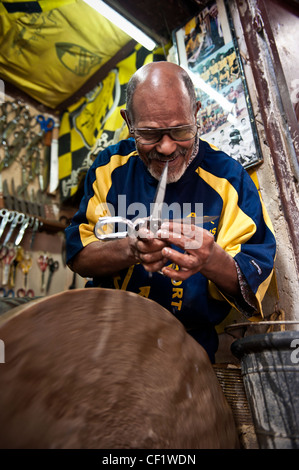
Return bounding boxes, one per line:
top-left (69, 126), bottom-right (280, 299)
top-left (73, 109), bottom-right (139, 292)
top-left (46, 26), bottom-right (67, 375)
top-left (65, 62), bottom-right (276, 363)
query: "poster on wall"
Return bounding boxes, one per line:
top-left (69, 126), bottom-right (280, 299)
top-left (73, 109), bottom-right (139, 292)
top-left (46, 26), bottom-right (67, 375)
top-left (173, 0), bottom-right (263, 169)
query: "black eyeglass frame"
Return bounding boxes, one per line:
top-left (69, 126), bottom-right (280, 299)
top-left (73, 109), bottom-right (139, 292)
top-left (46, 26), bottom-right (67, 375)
top-left (129, 124), bottom-right (199, 145)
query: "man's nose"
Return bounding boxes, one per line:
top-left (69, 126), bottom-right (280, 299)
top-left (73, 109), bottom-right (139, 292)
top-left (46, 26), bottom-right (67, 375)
top-left (155, 134), bottom-right (177, 155)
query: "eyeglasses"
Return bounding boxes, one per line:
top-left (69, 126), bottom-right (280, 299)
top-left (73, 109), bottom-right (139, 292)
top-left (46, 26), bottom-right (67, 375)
top-left (131, 124), bottom-right (198, 145)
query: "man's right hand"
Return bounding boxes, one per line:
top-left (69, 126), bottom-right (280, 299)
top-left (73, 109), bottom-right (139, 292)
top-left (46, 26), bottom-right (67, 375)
top-left (129, 226), bottom-right (170, 273)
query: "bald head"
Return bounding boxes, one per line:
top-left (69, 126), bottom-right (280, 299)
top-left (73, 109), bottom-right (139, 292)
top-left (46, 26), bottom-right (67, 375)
top-left (125, 62), bottom-right (197, 124)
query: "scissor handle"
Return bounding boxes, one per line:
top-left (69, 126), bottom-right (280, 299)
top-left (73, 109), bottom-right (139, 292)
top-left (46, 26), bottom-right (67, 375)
top-left (48, 258), bottom-right (59, 270)
top-left (36, 115), bottom-right (55, 132)
top-left (17, 288), bottom-right (34, 298)
top-left (94, 216), bottom-right (136, 240)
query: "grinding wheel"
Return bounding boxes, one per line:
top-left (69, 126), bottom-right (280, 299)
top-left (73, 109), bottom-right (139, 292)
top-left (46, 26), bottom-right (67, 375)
top-left (0, 288), bottom-right (239, 449)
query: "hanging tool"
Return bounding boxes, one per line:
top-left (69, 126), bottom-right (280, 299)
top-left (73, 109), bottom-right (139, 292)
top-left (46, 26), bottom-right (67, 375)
top-left (0, 174), bottom-right (4, 209)
top-left (30, 218), bottom-right (40, 250)
top-left (14, 215), bottom-right (33, 246)
top-left (36, 115), bottom-right (54, 192)
top-left (1, 244), bottom-right (16, 286)
top-left (48, 123), bottom-right (59, 194)
top-left (2, 180), bottom-right (15, 210)
top-left (16, 288), bottom-right (35, 297)
top-left (2, 212), bottom-right (25, 247)
top-left (1, 103), bottom-right (25, 145)
top-left (9, 246), bottom-right (24, 288)
top-left (11, 179), bottom-right (26, 213)
top-left (0, 209), bottom-right (15, 240)
top-left (46, 258), bottom-right (59, 294)
top-left (0, 287), bottom-right (15, 297)
top-left (19, 252), bottom-right (32, 289)
top-left (37, 253), bottom-right (48, 293)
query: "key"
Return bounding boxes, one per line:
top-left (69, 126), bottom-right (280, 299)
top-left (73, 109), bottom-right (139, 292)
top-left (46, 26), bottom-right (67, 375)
top-left (38, 253), bottom-right (48, 293)
top-left (46, 258), bottom-right (59, 294)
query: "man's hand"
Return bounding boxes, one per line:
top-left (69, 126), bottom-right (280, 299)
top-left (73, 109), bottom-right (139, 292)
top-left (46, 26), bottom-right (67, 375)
top-left (128, 226), bottom-right (170, 273)
top-left (156, 221), bottom-right (215, 280)
top-left (156, 221), bottom-right (240, 297)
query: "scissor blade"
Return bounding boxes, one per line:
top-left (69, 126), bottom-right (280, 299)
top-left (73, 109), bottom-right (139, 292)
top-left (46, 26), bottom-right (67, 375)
top-left (151, 161), bottom-right (168, 220)
top-left (171, 215), bottom-right (218, 224)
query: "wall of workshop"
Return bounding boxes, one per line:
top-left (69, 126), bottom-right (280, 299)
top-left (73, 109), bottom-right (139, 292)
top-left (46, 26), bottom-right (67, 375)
top-left (231, 0), bottom-right (299, 319)
top-left (0, 96), bottom-right (86, 300)
top-left (215, 0), bottom-right (299, 362)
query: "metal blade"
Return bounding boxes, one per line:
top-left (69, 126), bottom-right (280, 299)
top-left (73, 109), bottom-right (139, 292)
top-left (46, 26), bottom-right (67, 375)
top-left (150, 161), bottom-right (168, 220)
top-left (170, 215), bottom-right (219, 224)
top-left (3, 180), bottom-right (14, 210)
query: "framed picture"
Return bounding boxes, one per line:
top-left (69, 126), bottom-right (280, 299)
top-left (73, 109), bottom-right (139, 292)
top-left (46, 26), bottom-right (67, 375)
top-left (173, 0), bottom-right (263, 169)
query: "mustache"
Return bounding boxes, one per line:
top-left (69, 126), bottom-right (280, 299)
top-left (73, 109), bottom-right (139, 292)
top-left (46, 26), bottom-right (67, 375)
top-left (148, 148), bottom-right (188, 161)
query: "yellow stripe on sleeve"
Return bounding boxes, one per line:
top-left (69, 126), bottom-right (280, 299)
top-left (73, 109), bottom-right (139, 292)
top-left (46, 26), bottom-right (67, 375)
top-left (195, 167), bottom-right (257, 256)
top-left (195, 166), bottom-right (274, 317)
top-left (78, 150), bottom-right (137, 246)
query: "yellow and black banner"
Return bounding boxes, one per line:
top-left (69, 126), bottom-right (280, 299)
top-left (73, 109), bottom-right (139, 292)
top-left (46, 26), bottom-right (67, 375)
top-left (58, 44), bottom-right (166, 201)
top-left (0, 0), bottom-right (132, 108)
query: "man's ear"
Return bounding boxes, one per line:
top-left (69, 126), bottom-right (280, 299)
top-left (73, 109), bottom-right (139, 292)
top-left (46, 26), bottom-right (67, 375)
top-left (195, 101), bottom-right (201, 116)
top-left (120, 109), bottom-right (133, 134)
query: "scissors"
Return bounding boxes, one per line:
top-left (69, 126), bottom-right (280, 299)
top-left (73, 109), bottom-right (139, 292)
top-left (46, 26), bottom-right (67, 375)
top-left (94, 162), bottom-right (218, 240)
top-left (2, 211), bottom-right (25, 246)
top-left (36, 115), bottom-right (55, 133)
top-left (0, 287), bottom-right (15, 298)
top-left (0, 209), bottom-right (15, 239)
top-left (16, 288), bottom-right (35, 298)
top-left (46, 258), bottom-right (59, 294)
top-left (0, 244), bottom-right (9, 261)
top-left (95, 162), bottom-right (169, 240)
top-left (48, 258), bottom-right (59, 272)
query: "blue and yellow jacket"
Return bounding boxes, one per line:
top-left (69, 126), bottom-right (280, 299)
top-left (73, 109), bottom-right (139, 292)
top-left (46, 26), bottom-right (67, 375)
top-left (65, 138), bottom-right (276, 361)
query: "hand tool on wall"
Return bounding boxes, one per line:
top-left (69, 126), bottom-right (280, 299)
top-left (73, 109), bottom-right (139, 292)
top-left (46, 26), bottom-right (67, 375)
top-left (48, 124), bottom-right (59, 194)
top-left (19, 252), bottom-right (32, 290)
top-left (11, 179), bottom-right (25, 213)
top-left (2, 180), bottom-right (14, 211)
top-left (46, 258), bottom-right (59, 294)
top-left (0, 209), bottom-right (15, 240)
top-left (0, 175), bottom-right (4, 209)
top-left (1, 102), bottom-right (25, 144)
top-left (9, 246), bottom-right (24, 288)
top-left (16, 287), bottom-right (35, 297)
top-left (37, 253), bottom-right (48, 293)
top-left (1, 245), bottom-right (16, 286)
top-left (14, 215), bottom-right (33, 247)
top-left (30, 218), bottom-right (41, 250)
top-left (2, 212), bottom-right (25, 247)
top-left (36, 115), bottom-right (55, 192)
